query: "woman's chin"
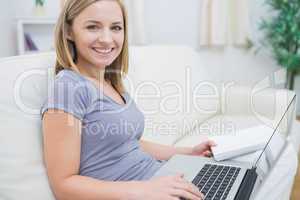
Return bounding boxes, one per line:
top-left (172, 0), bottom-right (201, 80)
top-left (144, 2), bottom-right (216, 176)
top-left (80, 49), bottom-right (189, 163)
top-left (91, 57), bottom-right (116, 68)
top-left (93, 61), bottom-right (114, 68)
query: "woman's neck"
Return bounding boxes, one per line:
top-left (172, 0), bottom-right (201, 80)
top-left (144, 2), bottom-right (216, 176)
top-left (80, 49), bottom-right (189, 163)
top-left (74, 62), bottom-right (106, 83)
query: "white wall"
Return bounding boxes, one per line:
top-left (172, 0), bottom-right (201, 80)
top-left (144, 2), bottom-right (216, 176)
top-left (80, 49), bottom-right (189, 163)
top-left (144, 0), bottom-right (267, 49)
top-left (0, 1), bottom-right (17, 57)
top-left (144, 0), bottom-right (201, 48)
top-left (143, 0), bottom-right (283, 87)
top-left (0, 0), bottom-right (60, 58)
top-left (13, 0), bottom-right (60, 18)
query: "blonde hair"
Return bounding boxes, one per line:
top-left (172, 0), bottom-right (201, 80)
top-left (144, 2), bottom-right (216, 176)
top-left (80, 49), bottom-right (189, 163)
top-left (54, 0), bottom-right (129, 93)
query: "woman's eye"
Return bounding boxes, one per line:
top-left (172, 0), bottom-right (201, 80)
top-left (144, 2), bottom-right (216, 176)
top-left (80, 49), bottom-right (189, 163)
top-left (112, 26), bottom-right (122, 31)
top-left (87, 25), bottom-right (98, 30)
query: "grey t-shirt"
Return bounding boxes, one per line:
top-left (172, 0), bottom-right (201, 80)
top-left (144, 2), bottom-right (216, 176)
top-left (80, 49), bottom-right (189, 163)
top-left (41, 69), bottom-right (164, 181)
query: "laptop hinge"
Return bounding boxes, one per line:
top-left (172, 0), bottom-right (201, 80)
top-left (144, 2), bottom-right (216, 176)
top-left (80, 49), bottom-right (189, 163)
top-left (234, 167), bottom-right (257, 200)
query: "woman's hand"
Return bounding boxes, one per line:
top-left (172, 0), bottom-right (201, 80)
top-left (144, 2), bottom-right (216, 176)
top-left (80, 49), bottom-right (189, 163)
top-left (190, 140), bottom-right (217, 157)
top-left (131, 174), bottom-right (204, 200)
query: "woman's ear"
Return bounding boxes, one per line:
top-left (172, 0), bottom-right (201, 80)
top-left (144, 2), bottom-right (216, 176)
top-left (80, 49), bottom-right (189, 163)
top-left (67, 32), bottom-right (74, 41)
top-left (66, 26), bottom-right (74, 41)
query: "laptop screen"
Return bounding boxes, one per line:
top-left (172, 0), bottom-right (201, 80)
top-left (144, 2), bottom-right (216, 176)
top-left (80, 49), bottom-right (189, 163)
top-left (252, 93), bottom-right (296, 178)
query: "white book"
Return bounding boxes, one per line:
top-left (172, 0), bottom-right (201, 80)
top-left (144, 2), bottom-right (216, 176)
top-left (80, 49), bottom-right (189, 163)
top-left (210, 125), bottom-right (274, 161)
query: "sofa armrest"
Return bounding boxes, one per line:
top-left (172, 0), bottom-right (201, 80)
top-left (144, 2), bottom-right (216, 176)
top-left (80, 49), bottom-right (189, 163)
top-left (222, 85), bottom-right (297, 135)
top-left (222, 85), bottom-right (296, 118)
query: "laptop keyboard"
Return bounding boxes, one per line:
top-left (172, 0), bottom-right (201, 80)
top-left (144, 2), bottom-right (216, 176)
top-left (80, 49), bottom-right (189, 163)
top-left (191, 164), bottom-right (241, 200)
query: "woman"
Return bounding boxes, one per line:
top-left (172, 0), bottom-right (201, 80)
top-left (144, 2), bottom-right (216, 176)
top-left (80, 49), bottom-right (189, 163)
top-left (41, 0), bottom-right (215, 199)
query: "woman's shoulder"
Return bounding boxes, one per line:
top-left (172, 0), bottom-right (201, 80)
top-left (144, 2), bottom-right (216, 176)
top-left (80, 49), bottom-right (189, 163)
top-left (55, 69), bottom-right (86, 83)
top-left (52, 69), bottom-right (94, 98)
top-left (55, 69), bottom-right (94, 91)
top-left (41, 69), bottom-right (92, 120)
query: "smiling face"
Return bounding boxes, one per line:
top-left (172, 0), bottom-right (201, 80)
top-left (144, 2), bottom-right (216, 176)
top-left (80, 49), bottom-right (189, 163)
top-left (69, 0), bottom-right (124, 70)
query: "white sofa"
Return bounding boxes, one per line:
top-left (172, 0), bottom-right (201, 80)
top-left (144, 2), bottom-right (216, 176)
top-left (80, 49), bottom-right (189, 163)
top-left (0, 45), bottom-right (298, 200)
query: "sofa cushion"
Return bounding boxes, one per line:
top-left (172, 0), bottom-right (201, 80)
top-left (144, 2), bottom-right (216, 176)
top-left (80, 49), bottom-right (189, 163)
top-left (0, 52), bottom-right (56, 200)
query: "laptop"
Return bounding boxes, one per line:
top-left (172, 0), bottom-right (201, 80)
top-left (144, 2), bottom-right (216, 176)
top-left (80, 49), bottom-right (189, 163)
top-left (153, 94), bottom-right (296, 200)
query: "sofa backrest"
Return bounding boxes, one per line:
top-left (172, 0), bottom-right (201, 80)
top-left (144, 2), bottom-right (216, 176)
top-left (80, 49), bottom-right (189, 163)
top-left (126, 45), bottom-right (220, 144)
top-left (0, 52), bottom-right (56, 200)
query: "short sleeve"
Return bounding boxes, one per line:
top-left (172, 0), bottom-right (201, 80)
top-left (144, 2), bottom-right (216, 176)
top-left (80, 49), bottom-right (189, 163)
top-left (40, 78), bottom-right (90, 121)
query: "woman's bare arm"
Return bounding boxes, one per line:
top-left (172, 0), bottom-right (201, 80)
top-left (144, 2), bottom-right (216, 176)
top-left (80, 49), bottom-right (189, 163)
top-left (139, 140), bottom-right (193, 161)
top-left (139, 138), bottom-right (216, 161)
top-left (42, 110), bottom-right (138, 200)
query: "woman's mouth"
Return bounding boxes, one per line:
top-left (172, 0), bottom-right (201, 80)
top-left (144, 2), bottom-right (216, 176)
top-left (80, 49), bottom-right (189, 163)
top-left (92, 47), bottom-right (114, 56)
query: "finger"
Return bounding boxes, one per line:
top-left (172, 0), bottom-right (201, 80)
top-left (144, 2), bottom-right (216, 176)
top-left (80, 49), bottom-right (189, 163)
top-left (171, 188), bottom-right (203, 200)
top-left (174, 173), bottom-right (185, 179)
top-left (170, 175), bottom-right (183, 184)
top-left (203, 140), bottom-right (216, 148)
top-left (162, 194), bottom-right (180, 200)
top-left (165, 196), bottom-right (180, 200)
top-left (173, 180), bottom-right (202, 198)
top-left (208, 140), bottom-right (217, 147)
top-left (204, 150), bottom-right (214, 157)
top-left (194, 143), bottom-right (210, 152)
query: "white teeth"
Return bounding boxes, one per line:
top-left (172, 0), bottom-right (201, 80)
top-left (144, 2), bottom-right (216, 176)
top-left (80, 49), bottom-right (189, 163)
top-left (94, 48), bottom-right (113, 54)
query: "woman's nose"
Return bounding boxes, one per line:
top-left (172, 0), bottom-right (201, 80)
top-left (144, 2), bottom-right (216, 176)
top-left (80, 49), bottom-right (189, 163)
top-left (98, 29), bottom-right (113, 43)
